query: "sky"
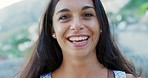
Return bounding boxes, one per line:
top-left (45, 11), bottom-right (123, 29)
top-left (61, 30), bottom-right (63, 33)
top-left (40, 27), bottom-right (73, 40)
top-left (0, 0), bottom-right (23, 10)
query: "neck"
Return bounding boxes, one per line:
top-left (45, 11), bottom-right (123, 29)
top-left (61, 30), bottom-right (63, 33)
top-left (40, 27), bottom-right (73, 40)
top-left (52, 52), bottom-right (108, 78)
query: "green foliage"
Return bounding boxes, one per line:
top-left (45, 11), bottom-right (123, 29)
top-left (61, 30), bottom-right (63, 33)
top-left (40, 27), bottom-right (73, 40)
top-left (0, 0), bottom-right (48, 60)
top-left (124, 0), bottom-right (147, 8)
top-left (0, 26), bottom-right (31, 59)
top-left (137, 2), bottom-right (148, 15)
top-left (120, 0), bottom-right (148, 17)
top-left (109, 0), bottom-right (148, 26)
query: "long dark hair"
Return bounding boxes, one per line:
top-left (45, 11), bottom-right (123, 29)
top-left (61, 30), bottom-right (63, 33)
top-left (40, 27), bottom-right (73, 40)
top-left (20, 0), bottom-right (136, 78)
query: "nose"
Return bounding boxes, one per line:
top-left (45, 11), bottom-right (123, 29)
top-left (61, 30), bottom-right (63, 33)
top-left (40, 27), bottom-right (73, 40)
top-left (70, 17), bottom-right (84, 31)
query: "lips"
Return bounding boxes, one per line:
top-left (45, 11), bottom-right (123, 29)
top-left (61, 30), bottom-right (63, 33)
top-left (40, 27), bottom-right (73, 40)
top-left (67, 35), bottom-right (89, 47)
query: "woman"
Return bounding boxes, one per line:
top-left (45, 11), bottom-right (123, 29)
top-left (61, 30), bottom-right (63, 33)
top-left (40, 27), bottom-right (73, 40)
top-left (20, 0), bottom-right (140, 78)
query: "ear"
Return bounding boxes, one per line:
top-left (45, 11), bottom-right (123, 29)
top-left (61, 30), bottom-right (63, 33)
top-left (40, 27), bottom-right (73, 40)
top-left (51, 27), bottom-right (56, 39)
top-left (52, 33), bottom-right (56, 39)
top-left (100, 29), bottom-right (102, 33)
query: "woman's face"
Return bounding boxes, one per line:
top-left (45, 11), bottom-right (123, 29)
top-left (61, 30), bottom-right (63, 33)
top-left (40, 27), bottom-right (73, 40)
top-left (52, 0), bottom-right (101, 57)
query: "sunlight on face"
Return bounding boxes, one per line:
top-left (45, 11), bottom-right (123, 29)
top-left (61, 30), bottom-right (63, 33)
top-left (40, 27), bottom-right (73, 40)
top-left (0, 0), bottom-right (23, 10)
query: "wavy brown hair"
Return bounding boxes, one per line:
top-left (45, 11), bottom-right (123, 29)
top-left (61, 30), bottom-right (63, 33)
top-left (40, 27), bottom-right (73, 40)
top-left (20, 0), bottom-right (137, 78)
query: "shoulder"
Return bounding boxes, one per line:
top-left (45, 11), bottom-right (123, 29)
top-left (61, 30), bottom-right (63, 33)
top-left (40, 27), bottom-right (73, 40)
top-left (126, 74), bottom-right (135, 78)
top-left (126, 74), bottom-right (141, 78)
top-left (113, 70), bottom-right (141, 78)
top-left (113, 70), bottom-right (140, 78)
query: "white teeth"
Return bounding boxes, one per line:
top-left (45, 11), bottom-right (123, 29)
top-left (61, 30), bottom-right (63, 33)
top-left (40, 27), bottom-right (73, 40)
top-left (69, 36), bottom-right (88, 41)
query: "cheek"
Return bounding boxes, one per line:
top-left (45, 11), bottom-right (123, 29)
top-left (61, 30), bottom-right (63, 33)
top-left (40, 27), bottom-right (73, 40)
top-left (84, 20), bottom-right (100, 33)
top-left (53, 23), bottom-right (68, 39)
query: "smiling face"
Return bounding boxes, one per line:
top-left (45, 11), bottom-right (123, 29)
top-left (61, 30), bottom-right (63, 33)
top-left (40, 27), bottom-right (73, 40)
top-left (52, 0), bottom-right (101, 57)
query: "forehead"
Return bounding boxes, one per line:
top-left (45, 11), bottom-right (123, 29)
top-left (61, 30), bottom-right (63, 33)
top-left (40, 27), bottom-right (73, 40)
top-left (55, 0), bottom-right (94, 12)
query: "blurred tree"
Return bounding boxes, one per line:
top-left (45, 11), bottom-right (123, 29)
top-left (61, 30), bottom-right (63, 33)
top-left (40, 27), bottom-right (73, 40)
top-left (119, 0), bottom-right (148, 23)
top-left (108, 0), bottom-right (148, 27)
top-left (121, 0), bottom-right (148, 16)
top-left (0, 26), bottom-right (30, 59)
top-left (0, 0), bottom-right (47, 60)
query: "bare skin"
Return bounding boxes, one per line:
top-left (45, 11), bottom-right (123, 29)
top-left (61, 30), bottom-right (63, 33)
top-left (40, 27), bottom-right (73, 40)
top-left (52, 53), bottom-right (108, 78)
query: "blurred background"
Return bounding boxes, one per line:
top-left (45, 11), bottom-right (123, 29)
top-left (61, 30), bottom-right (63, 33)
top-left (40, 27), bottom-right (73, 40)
top-left (0, 0), bottom-right (147, 78)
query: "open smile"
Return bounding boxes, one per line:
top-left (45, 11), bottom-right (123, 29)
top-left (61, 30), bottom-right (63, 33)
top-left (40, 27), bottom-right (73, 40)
top-left (67, 35), bottom-right (90, 47)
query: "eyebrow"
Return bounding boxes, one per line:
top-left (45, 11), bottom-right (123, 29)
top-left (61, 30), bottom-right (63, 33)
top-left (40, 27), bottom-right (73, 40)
top-left (56, 9), bottom-right (70, 15)
top-left (56, 6), bottom-right (94, 15)
top-left (81, 6), bottom-right (94, 10)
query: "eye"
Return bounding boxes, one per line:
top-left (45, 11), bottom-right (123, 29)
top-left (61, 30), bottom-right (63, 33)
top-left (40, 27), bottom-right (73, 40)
top-left (59, 15), bottom-right (71, 21)
top-left (83, 12), bottom-right (94, 18)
